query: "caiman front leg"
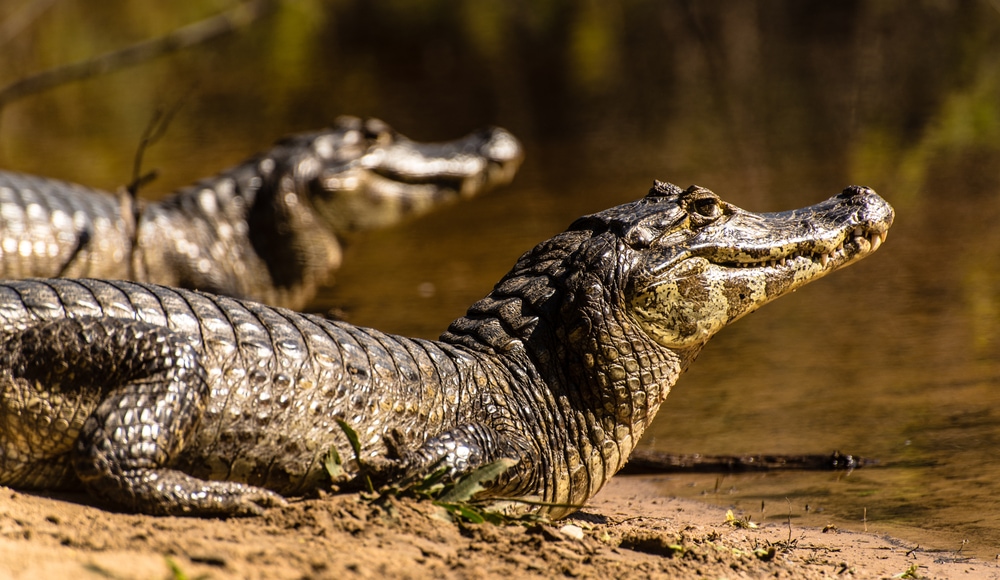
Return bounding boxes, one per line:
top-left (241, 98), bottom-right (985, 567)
top-left (394, 423), bottom-right (535, 499)
top-left (3, 317), bottom-right (285, 516)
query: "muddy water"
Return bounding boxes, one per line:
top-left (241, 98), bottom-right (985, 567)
top-left (3, 0), bottom-right (1000, 559)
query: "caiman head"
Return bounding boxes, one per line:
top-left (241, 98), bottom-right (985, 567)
top-left (445, 181), bottom-right (893, 512)
top-left (472, 180), bottom-right (895, 362)
top-left (241, 116), bottom-right (522, 309)
top-left (621, 181), bottom-right (894, 352)
top-left (291, 115), bottom-right (524, 234)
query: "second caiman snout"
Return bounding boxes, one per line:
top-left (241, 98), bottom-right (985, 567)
top-left (307, 119), bottom-right (524, 234)
top-left (628, 182), bottom-right (894, 349)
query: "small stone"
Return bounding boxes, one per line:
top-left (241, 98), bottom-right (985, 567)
top-left (559, 524), bottom-right (585, 541)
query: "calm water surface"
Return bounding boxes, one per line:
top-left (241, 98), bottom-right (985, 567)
top-left (3, 0), bottom-right (999, 558)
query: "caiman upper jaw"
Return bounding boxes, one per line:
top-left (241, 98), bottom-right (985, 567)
top-left (365, 126), bottom-right (524, 190)
top-left (729, 224), bottom-right (889, 270)
top-left (821, 225), bottom-right (887, 266)
top-left (475, 127), bottom-right (525, 191)
top-left (707, 185), bottom-right (894, 273)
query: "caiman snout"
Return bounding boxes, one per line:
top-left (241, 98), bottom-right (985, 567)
top-left (836, 185), bottom-right (895, 248)
top-left (478, 127), bottom-right (524, 166)
top-left (307, 118), bottom-right (524, 235)
top-left (474, 127), bottom-right (524, 190)
top-left (839, 185), bottom-right (876, 198)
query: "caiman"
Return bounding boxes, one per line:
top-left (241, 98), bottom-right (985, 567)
top-left (0, 182), bottom-right (893, 517)
top-left (0, 116), bottom-right (523, 310)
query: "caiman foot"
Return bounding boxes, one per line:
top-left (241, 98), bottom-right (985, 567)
top-left (91, 469), bottom-right (288, 517)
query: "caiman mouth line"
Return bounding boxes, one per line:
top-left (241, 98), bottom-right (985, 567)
top-left (368, 158), bottom-right (522, 201)
top-left (719, 226), bottom-right (888, 270)
top-left (364, 128), bottom-right (523, 189)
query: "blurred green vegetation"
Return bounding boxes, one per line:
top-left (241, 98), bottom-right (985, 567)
top-left (0, 0), bottom-right (997, 204)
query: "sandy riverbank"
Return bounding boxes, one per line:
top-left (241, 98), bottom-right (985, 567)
top-left (1, 476), bottom-right (996, 579)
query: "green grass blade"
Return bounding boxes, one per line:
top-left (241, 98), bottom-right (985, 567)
top-left (322, 445), bottom-right (344, 479)
top-left (335, 419), bottom-right (362, 460)
top-left (437, 457), bottom-right (516, 504)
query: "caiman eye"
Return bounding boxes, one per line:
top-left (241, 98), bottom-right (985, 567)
top-left (692, 197), bottom-right (722, 219)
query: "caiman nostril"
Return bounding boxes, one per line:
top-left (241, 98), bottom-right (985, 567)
top-left (482, 128), bottom-right (524, 164)
top-left (840, 185), bottom-right (874, 198)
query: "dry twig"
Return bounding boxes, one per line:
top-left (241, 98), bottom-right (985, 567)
top-left (0, 0), bottom-right (273, 111)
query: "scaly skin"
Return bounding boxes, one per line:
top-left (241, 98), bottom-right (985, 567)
top-left (0, 182), bottom-right (893, 517)
top-left (0, 116), bottom-right (523, 310)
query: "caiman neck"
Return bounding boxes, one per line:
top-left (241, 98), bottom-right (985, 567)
top-left (135, 154), bottom-right (342, 310)
top-left (442, 231), bottom-right (689, 482)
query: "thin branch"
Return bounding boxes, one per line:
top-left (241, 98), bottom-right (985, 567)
top-left (127, 95), bottom-right (188, 198)
top-left (118, 95), bottom-right (188, 280)
top-left (0, 0), bottom-right (273, 110)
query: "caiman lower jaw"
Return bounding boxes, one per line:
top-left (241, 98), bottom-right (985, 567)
top-left (723, 227), bottom-right (889, 271)
top-left (481, 156), bottom-right (523, 189)
top-left (366, 128), bottom-right (524, 195)
top-left (364, 154), bottom-right (522, 200)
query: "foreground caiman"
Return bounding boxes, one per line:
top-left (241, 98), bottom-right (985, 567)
top-left (0, 182), bottom-right (893, 517)
top-left (0, 116), bottom-right (522, 310)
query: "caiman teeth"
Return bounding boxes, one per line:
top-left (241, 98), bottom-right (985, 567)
top-left (852, 227), bottom-right (887, 253)
top-left (730, 229), bottom-right (883, 270)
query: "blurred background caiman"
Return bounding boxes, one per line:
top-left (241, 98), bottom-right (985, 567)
top-left (0, 116), bottom-right (523, 310)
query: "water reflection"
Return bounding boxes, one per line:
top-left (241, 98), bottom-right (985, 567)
top-left (2, 0), bottom-right (1000, 558)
